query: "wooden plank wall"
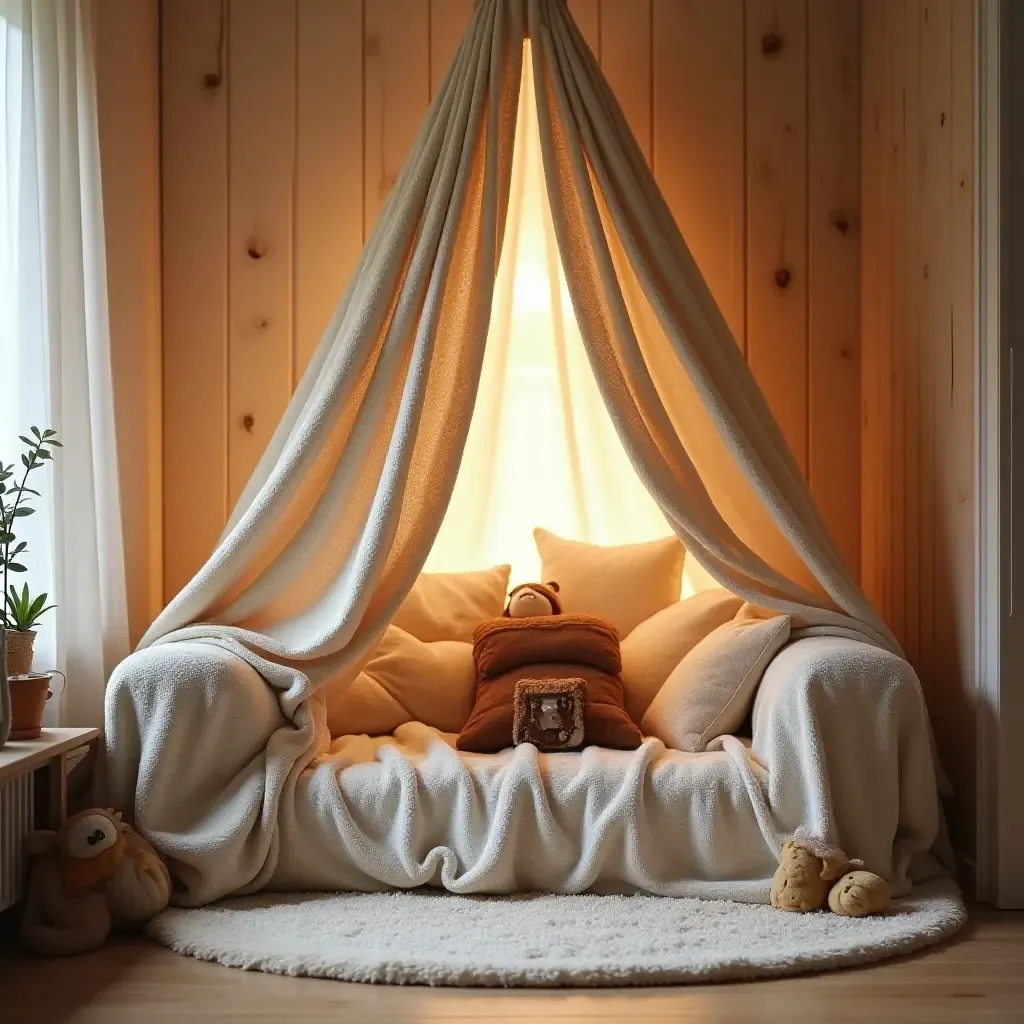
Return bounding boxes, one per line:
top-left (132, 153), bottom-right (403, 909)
top-left (93, 0), bottom-right (163, 645)
top-left (860, 0), bottom-right (976, 866)
top-left (161, 0), bottom-right (863, 598)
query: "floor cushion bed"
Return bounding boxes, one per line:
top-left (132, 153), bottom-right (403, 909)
top-left (106, 635), bottom-right (948, 906)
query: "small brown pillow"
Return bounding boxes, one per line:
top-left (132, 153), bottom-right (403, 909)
top-left (473, 614), bottom-right (621, 678)
top-left (457, 663), bottom-right (641, 752)
top-left (457, 615), bottom-right (640, 753)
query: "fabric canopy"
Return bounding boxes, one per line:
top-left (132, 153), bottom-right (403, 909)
top-left (137, 0), bottom-right (900, 716)
top-left (424, 39), bottom-right (673, 584)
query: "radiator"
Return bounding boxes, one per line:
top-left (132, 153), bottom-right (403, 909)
top-left (0, 772), bottom-right (34, 912)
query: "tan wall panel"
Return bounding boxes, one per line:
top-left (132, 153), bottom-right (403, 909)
top-left (859, 0), bottom-right (883, 604)
top-left (160, 0), bottom-right (229, 603)
top-left (901, 0), bottom-right (922, 666)
top-left (915, 0), bottom-right (942, 706)
top-left (921, 0), bottom-right (970, 860)
top-left (860, 0), bottom-right (977, 867)
top-left (94, 0), bottom-right (162, 642)
top-left (294, 0), bottom-right (364, 379)
top-left (948, 0), bottom-right (977, 859)
top-left (652, 0), bottom-right (745, 347)
top-left (600, 0), bottom-right (652, 164)
top-left (431, 0), bottom-right (476, 98)
top-left (364, 0), bottom-right (431, 232)
top-left (887, 1), bottom-right (908, 644)
top-left (568, 0), bottom-right (601, 57)
top-left (808, 0), bottom-right (861, 580)
top-left (227, 0), bottom-right (296, 506)
top-left (745, 0), bottom-right (809, 474)
top-left (877, 1), bottom-right (896, 625)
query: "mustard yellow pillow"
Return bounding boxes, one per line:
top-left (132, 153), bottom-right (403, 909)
top-left (620, 590), bottom-right (742, 723)
top-left (325, 625), bottom-right (476, 737)
top-left (390, 565), bottom-right (511, 643)
top-left (533, 529), bottom-right (685, 638)
top-left (641, 615), bottom-right (791, 752)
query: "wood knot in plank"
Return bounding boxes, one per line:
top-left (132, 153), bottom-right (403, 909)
top-left (829, 209), bottom-right (858, 236)
top-left (242, 414), bottom-right (255, 433)
top-left (246, 238), bottom-right (269, 260)
top-left (761, 32), bottom-right (784, 57)
top-left (774, 266), bottom-right (792, 290)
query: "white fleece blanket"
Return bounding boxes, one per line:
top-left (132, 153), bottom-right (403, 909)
top-left (105, 636), bottom-right (949, 905)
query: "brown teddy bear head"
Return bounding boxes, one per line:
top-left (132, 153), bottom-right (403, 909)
top-left (25, 808), bottom-right (128, 894)
top-left (505, 581), bottom-right (561, 618)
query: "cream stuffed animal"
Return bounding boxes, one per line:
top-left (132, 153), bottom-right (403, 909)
top-left (770, 828), bottom-right (890, 917)
top-left (21, 808), bottom-right (171, 955)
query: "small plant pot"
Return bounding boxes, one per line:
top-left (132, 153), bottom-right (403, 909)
top-left (8, 672), bottom-right (50, 740)
top-left (4, 630), bottom-right (35, 677)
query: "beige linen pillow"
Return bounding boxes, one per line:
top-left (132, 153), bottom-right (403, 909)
top-left (640, 615), bottom-right (791, 752)
top-left (620, 590), bottom-right (743, 723)
top-left (391, 565), bottom-right (511, 643)
top-left (533, 528), bottom-right (686, 638)
top-left (325, 626), bottom-right (476, 737)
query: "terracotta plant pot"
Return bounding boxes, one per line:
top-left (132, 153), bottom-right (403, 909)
top-left (9, 672), bottom-right (50, 740)
top-left (4, 629), bottom-right (36, 677)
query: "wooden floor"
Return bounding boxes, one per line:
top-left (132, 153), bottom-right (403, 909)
top-left (2, 907), bottom-right (1022, 1024)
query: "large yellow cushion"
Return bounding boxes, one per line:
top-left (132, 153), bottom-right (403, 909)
top-left (325, 626), bottom-right (476, 737)
top-left (533, 528), bottom-right (685, 638)
top-left (390, 565), bottom-right (511, 643)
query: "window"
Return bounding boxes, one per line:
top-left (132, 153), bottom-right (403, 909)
top-left (0, 6), bottom-right (22, 430)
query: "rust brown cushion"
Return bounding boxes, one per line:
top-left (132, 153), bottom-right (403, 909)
top-left (473, 613), bottom-right (621, 677)
top-left (457, 615), bottom-right (641, 753)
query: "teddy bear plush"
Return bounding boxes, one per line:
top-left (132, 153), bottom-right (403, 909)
top-left (20, 808), bottom-right (171, 955)
top-left (504, 581), bottom-right (562, 618)
top-left (827, 869), bottom-right (892, 917)
top-left (770, 828), bottom-right (890, 918)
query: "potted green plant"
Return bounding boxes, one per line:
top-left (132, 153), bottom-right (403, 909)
top-left (0, 428), bottom-right (61, 682)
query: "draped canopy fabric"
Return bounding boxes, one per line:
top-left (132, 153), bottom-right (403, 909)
top-left (424, 39), bottom-right (673, 584)
top-left (140, 0), bottom-right (897, 681)
top-left (107, 0), bottom-right (935, 904)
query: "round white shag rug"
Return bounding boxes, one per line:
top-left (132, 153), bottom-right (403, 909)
top-left (146, 879), bottom-right (966, 987)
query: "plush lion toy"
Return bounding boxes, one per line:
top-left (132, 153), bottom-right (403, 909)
top-left (505, 581), bottom-right (562, 618)
top-left (770, 827), bottom-right (890, 918)
top-left (20, 808), bottom-right (171, 955)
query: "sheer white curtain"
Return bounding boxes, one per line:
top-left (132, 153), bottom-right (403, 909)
top-left (0, 0), bottom-right (127, 727)
top-left (426, 44), bottom-right (674, 585)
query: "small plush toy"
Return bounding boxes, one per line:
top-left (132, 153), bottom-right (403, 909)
top-left (828, 869), bottom-right (891, 917)
top-left (770, 827), bottom-right (890, 918)
top-left (21, 808), bottom-right (172, 955)
top-left (505, 581), bottom-right (562, 618)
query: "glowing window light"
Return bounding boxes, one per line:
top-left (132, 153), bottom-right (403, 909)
top-left (425, 42), bottom-right (697, 590)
